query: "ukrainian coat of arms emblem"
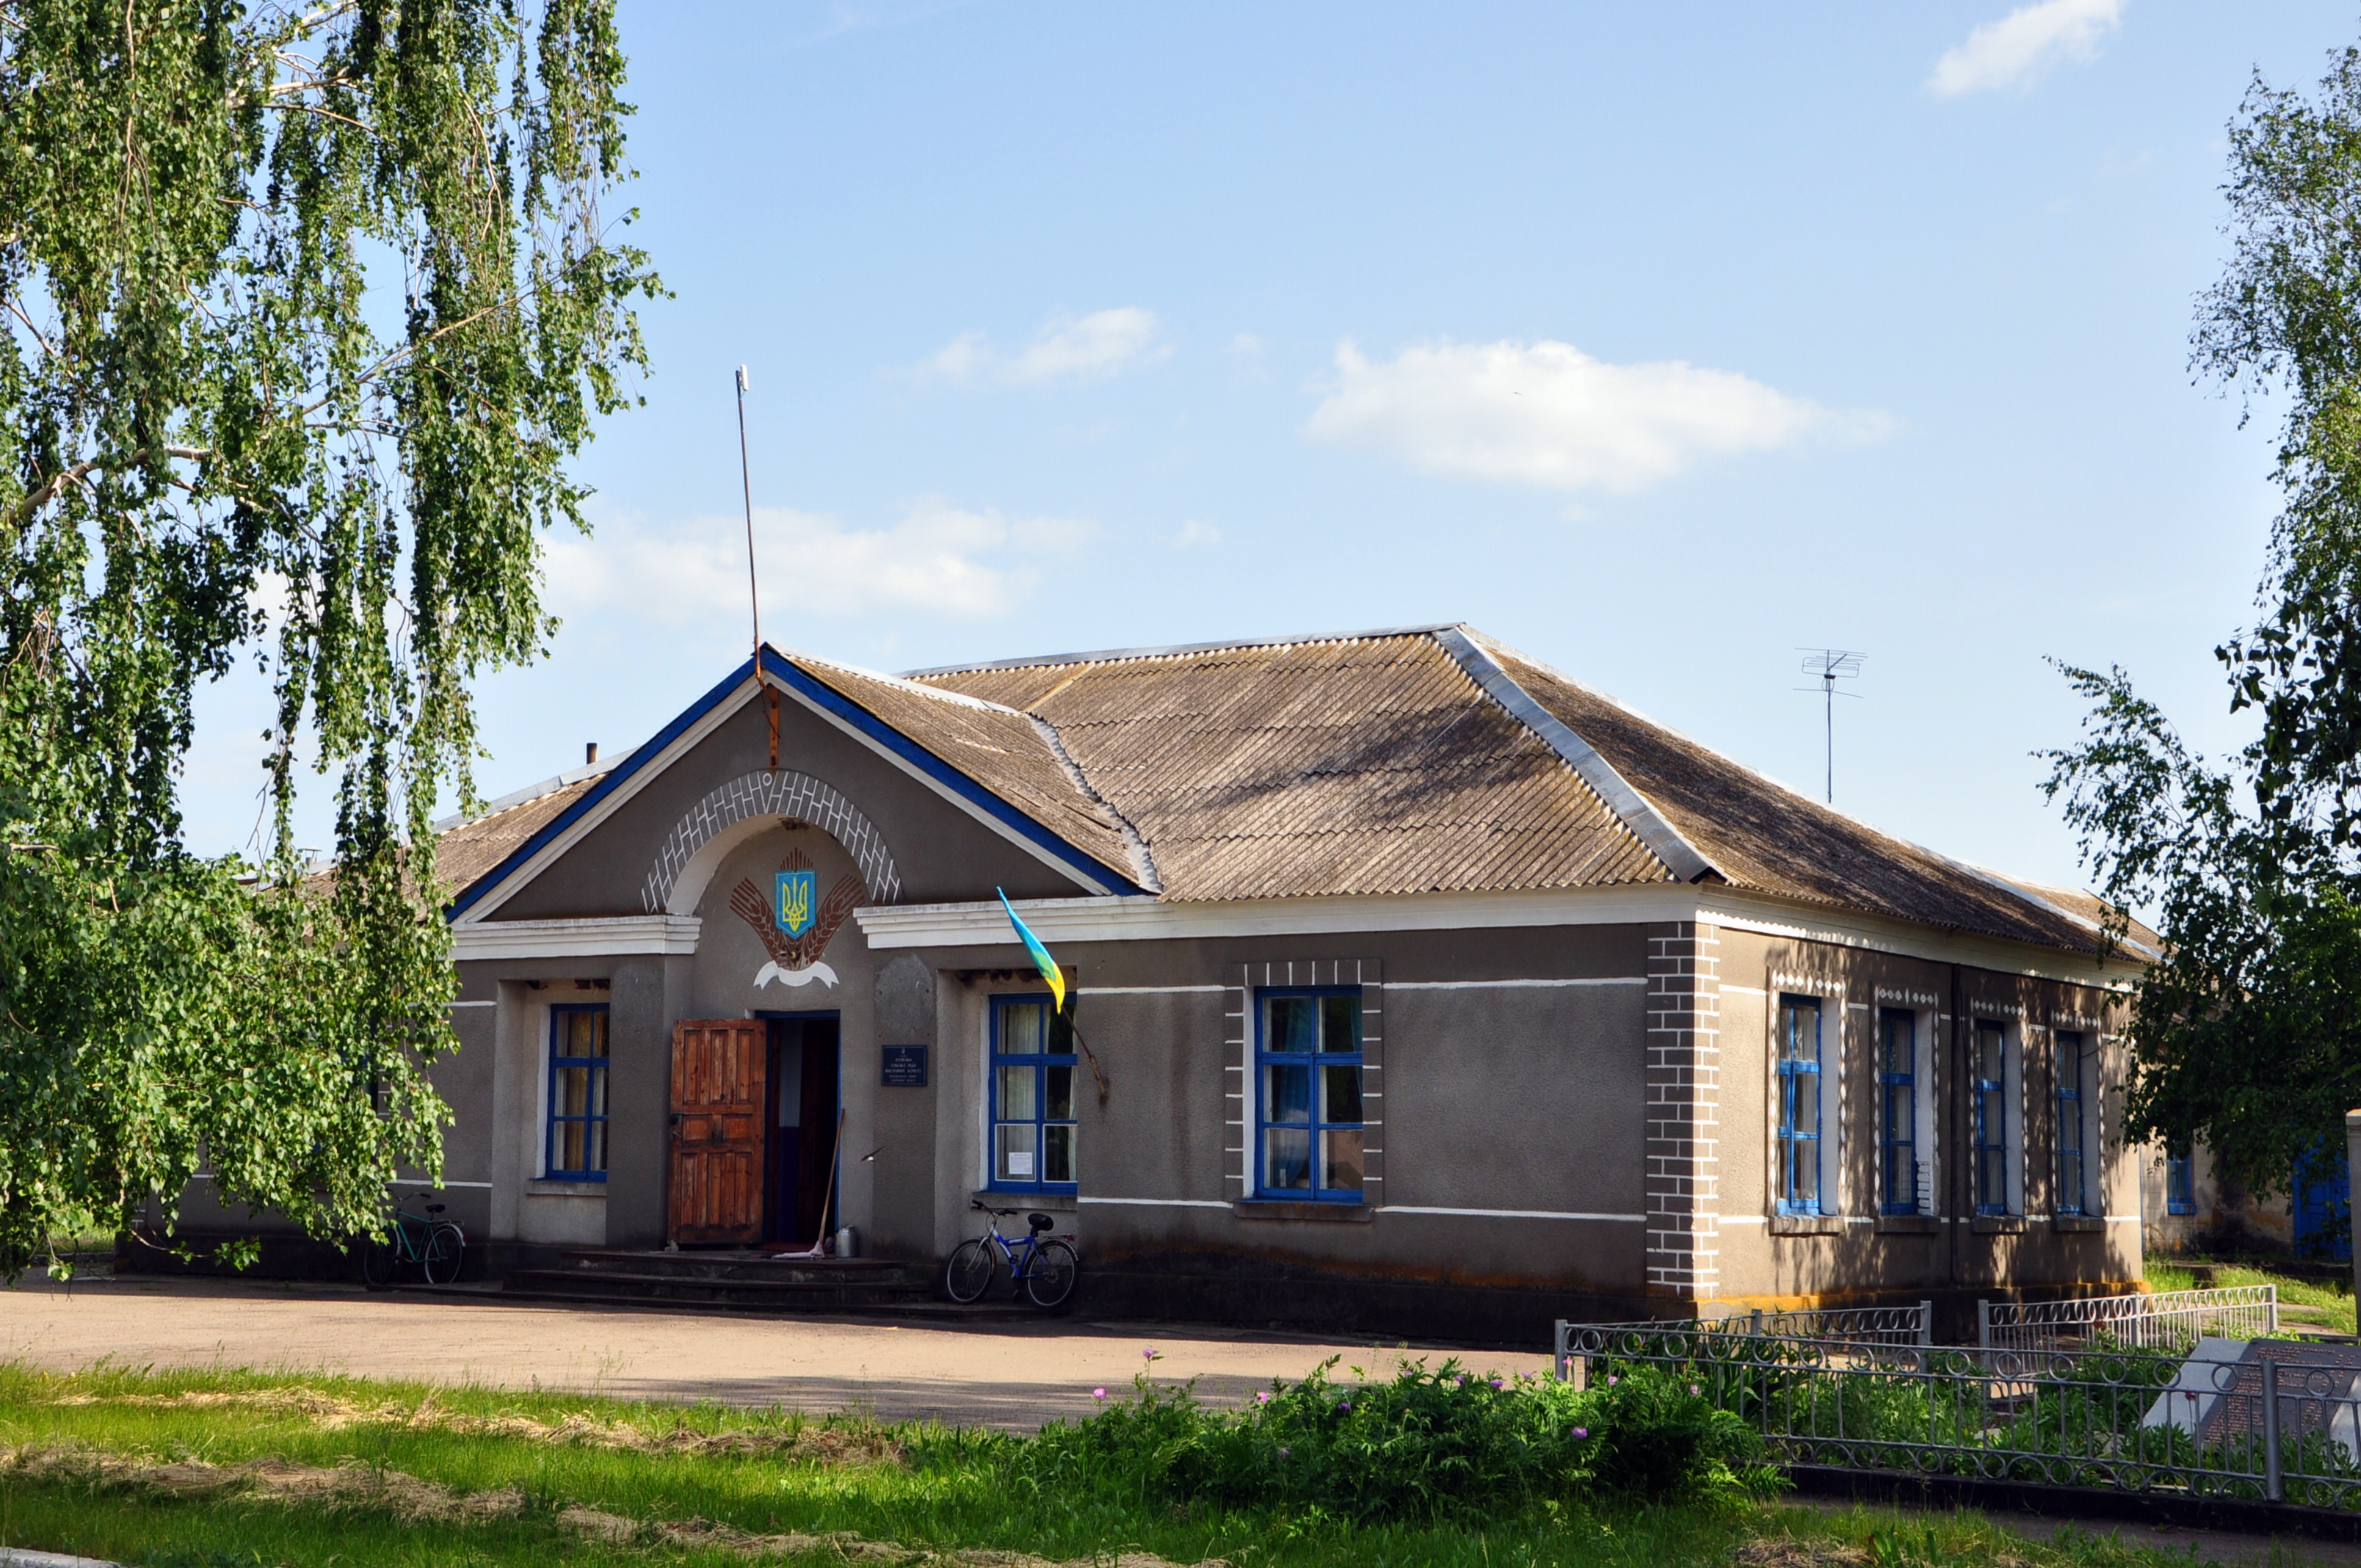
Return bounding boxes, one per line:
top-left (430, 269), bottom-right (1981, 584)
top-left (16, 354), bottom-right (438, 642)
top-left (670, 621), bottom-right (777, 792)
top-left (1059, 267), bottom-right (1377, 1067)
top-left (728, 848), bottom-right (866, 990)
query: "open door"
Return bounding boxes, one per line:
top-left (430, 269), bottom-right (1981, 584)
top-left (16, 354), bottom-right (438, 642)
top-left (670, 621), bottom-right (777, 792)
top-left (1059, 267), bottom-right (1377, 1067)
top-left (669, 1020), bottom-right (766, 1244)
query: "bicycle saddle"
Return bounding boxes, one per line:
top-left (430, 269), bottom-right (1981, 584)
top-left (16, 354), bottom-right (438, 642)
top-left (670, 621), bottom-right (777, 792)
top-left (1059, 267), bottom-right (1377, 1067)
top-left (424, 1203), bottom-right (446, 1214)
top-left (1027, 1213), bottom-right (1055, 1233)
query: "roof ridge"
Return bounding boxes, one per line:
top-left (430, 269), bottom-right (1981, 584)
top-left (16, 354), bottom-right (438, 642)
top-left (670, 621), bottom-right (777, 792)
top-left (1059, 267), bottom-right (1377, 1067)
top-left (432, 762), bottom-right (612, 834)
top-left (1431, 628), bottom-right (1718, 885)
top-left (899, 623), bottom-right (1461, 678)
top-left (782, 645), bottom-right (1026, 714)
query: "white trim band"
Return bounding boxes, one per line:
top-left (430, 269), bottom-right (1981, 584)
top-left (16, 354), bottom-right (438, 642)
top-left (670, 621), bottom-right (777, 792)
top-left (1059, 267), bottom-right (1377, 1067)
top-left (1387, 977), bottom-right (1647, 990)
top-left (452, 915), bottom-right (701, 961)
top-left (1379, 1205), bottom-right (1647, 1222)
top-left (1076, 1197), bottom-right (1232, 1209)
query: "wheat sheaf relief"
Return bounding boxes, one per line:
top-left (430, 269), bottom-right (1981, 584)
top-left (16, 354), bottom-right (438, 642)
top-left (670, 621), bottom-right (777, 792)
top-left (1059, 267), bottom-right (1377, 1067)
top-left (729, 847), bottom-right (867, 990)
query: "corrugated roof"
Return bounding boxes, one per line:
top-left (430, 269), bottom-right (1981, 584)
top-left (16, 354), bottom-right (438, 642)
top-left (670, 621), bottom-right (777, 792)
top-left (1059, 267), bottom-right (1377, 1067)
top-left (917, 634), bottom-right (1667, 901)
top-left (435, 779), bottom-right (595, 902)
top-left (914, 625), bottom-right (2141, 956)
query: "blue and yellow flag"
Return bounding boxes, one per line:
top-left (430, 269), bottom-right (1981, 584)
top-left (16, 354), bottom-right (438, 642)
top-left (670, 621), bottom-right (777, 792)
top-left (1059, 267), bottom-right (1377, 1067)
top-left (997, 888), bottom-right (1066, 1012)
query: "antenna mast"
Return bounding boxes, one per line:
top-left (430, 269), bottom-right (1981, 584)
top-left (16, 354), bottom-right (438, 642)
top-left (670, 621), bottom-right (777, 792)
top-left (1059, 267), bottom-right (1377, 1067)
top-left (737, 365), bottom-right (780, 771)
top-left (736, 366), bottom-right (759, 658)
top-left (1796, 650), bottom-right (1864, 804)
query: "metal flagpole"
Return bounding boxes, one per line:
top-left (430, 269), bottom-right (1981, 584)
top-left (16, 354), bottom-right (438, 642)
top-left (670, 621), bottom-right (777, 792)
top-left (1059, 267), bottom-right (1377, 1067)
top-left (737, 366), bottom-right (780, 769)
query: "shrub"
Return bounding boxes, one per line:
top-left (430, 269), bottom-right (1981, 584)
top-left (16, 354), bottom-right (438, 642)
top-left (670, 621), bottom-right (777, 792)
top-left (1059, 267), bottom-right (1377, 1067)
top-left (1014, 1356), bottom-right (1774, 1522)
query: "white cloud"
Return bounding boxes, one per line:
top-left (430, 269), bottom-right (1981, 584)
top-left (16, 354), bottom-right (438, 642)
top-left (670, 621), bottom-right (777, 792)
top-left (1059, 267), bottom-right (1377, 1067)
top-left (1928, 0), bottom-right (2123, 98)
top-left (1303, 338), bottom-right (1886, 495)
top-left (545, 499), bottom-right (1092, 625)
top-left (913, 308), bottom-right (1167, 387)
top-left (1172, 520), bottom-right (1222, 548)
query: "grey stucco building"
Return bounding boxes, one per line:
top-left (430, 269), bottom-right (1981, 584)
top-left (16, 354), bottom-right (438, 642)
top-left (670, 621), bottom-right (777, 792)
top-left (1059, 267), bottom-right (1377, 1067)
top-left (164, 624), bottom-right (2150, 1339)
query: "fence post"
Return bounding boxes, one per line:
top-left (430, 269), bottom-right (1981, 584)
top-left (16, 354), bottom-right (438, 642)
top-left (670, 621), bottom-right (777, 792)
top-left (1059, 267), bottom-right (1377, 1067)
top-left (1553, 1320), bottom-right (1570, 1383)
top-left (2263, 1362), bottom-right (2283, 1503)
top-left (2268, 1284), bottom-right (2280, 1337)
top-left (1978, 1299), bottom-right (1991, 1352)
top-left (1750, 1307), bottom-right (1763, 1337)
top-left (1918, 1299), bottom-right (1932, 1348)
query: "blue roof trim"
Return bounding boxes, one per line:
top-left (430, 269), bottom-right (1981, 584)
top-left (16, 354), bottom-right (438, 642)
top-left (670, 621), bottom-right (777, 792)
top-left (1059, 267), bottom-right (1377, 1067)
top-left (445, 646), bottom-right (1143, 922)
top-left (763, 647), bottom-right (1145, 897)
top-left (444, 654), bottom-right (761, 921)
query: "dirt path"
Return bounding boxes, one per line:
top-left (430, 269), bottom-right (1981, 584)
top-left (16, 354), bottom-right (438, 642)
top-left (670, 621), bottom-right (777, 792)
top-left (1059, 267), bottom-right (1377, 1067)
top-left (0, 1274), bottom-right (1546, 1429)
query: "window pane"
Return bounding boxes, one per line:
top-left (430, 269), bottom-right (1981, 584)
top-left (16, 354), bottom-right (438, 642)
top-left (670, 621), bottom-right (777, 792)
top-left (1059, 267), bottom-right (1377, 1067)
top-left (1321, 1064), bottom-right (1363, 1123)
top-left (556, 1120), bottom-right (585, 1174)
top-left (1980, 1150), bottom-right (2006, 1211)
top-left (587, 1064), bottom-right (607, 1119)
top-left (1977, 1026), bottom-right (2004, 1084)
top-left (1263, 1128), bottom-right (1312, 1191)
top-left (1319, 993), bottom-right (1360, 1053)
top-left (579, 1010), bottom-right (611, 1057)
top-left (1981, 1086), bottom-right (2005, 1146)
top-left (996, 1122), bottom-right (1037, 1181)
top-left (1044, 1065), bottom-right (1074, 1120)
top-left (1884, 1144), bottom-right (1910, 1209)
top-left (584, 1118), bottom-right (606, 1174)
top-left (1790, 1141), bottom-right (1818, 1208)
top-left (1885, 1084), bottom-right (1911, 1146)
top-left (1882, 1013), bottom-right (1910, 1076)
top-left (2061, 1149), bottom-right (2083, 1213)
top-left (1264, 1064), bottom-right (1311, 1123)
top-left (556, 1065), bottom-right (591, 1118)
top-left (1789, 1073), bottom-right (1818, 1140)
top-left (1266, 995), bottom-right (1315, 1053)
top-left (1043, 1124), bottom-right (1075, 1185)
top-left (1001, 1002), bottom-right (1048, 1056)
top-left (998, 1065), bottom-right (1037, 1121)
top-left (1322, 1128), bottom-right (1364, 1192)
top-left (1781, 999), bottom-right (1819, 1066)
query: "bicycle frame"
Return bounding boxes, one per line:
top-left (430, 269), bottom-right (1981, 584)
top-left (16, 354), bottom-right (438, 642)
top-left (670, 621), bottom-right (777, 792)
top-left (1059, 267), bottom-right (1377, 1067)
top-left (975, 1213), bottom-right (1067, 1280)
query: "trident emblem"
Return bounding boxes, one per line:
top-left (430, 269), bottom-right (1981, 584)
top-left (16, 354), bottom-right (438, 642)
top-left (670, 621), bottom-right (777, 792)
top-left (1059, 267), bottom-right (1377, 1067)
top-left (774, 868), bottom-right (817, 939)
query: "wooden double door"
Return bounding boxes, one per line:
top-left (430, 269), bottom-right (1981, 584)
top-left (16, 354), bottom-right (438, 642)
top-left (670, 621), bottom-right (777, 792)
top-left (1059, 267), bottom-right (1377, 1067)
top-left (667, 1015), bottom-right (839, 1246)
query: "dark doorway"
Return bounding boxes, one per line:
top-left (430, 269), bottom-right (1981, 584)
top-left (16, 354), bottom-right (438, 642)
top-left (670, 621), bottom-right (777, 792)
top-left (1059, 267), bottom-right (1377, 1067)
top-left (763, 1012), bottom-right (840, 1247)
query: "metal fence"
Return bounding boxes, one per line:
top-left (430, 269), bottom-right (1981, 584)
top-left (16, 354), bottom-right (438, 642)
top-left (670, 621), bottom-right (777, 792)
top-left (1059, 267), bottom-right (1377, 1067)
top-left (1552, 1302), bottom-right (1931, 1382)
top-left (1562, 1321), bottom-right (2361, 1511)
top-left (1979, 1286), bottom-right (2280, 1355)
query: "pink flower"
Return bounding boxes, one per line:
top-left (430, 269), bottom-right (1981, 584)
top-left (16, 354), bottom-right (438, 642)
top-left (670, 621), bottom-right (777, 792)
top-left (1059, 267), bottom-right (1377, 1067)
top-left (1255, 1390), bottom-right (1270, 1404)
top-left (1092, 1387), bottom-right (1108, 1401)
top-left (1143, 1346), bottom-right (1158, 1360)
top-left (1607, 1376), bottom-right (1619, 1386)
top-left (1573, 1426), bottom-right (1589, 1439)
top-left (1279, 1446), bottom-right (1290, 1457)
top-left (1689, 1384), bottom-right (1700, 1396)
top-left (1490, 1378), bottom-right (1504, 1389)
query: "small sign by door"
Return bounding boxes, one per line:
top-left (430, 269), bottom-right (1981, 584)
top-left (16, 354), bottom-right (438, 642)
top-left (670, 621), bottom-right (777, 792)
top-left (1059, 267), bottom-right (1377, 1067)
top-left (881, 1044), bottom-right (928, 1087)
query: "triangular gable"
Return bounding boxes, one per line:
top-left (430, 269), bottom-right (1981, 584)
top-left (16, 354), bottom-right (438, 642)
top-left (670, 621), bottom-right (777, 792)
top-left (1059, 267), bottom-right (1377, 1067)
top-left (447, 646), bottom-right (1147, 923)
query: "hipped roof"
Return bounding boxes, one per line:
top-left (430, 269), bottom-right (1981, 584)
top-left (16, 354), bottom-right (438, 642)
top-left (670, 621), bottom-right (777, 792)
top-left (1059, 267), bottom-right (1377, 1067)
top-left (438, 624), bottom-right (2139, 959)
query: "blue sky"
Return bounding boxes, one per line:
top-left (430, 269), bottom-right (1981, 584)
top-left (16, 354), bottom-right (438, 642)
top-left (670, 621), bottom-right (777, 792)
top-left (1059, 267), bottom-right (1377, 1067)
top-left (185, 1), bottom-right (2353, 891)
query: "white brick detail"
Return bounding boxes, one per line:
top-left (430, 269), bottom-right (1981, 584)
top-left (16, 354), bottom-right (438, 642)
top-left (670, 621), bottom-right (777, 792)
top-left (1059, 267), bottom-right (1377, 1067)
top-left (640, 770), bottom-right (901, 912)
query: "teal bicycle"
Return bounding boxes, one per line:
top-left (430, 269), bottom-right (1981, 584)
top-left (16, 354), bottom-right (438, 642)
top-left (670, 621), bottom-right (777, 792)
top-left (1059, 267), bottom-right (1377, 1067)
top-left (358, 1193), bottom-right (465, 1288)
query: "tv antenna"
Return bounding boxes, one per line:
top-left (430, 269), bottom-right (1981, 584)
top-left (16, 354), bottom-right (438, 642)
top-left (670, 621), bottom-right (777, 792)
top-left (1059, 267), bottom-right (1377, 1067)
top-left (736, 365), bottom-right (780, 769)
top-left (1795, 650), bottom-right (1864, 805)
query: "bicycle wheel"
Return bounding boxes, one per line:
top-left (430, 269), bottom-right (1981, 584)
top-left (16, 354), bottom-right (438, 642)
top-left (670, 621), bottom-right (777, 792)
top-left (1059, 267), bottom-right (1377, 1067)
top-left (421, 1223), bottom-right (465, 1286)
top-left (1025, 1240), bottom-right (1078, 1310)
top-left (945, 1239), bottom-right (999, 1304)
top-left (358, 1233), bottom-right (397, 1290)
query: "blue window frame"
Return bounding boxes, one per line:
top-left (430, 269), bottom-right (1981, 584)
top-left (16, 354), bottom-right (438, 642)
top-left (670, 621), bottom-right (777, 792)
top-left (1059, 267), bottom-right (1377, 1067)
top-left (2055, 1033), bottom-right (2086, 1216)
top-left (990, 994), bottom-right (1076, 1191)
top-left (546, 1003), bottom-right (609, 1181)
top-left (1255, 987), bottom-right (1364, 1201)
top-left (1879, 1008), bottom-right (1917, 1216)
top-left (1776, 995), bottom-right (1823, 1214)
top-left (2166, 1152), bottom-right (2194, 1215)
top-left (1974, 1020), bottom-right (2009, 1216)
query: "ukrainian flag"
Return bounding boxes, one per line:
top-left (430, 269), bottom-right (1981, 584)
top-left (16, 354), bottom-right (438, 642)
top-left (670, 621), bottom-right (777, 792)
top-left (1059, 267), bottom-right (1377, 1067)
top-left (996, 888), bottom-right (1067, 1012)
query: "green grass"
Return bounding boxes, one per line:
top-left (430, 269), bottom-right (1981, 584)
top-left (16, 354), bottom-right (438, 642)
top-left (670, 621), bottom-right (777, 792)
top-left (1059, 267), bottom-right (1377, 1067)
top-left (0, 1362), bottom-right (2300, 1567)
top-left (2144, 1255), bottom-right (2358, 1336)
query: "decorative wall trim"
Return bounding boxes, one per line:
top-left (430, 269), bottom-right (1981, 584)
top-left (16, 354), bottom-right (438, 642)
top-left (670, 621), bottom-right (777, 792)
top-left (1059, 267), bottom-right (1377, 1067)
top-left (452, 915), bottom-right (702, 961)
top-left (1224, 959), bottom-right (1384, 1204)
top-left (1645, 921), bottom-right (1721, 1299)
top-left (855, 886), bottom-right (2144, 988)
top-left (640, 769), bottom-right (901, 913)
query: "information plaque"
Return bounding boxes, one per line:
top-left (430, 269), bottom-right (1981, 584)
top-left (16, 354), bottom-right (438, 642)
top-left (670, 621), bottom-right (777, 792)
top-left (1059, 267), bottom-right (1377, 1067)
top-left (880, 1044), bottom-right (928, 1087)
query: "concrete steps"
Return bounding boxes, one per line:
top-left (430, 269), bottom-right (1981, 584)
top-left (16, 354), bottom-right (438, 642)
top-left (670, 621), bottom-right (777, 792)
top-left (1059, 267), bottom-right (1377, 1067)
top-left (503, 1248), bottom-right (940, 1312)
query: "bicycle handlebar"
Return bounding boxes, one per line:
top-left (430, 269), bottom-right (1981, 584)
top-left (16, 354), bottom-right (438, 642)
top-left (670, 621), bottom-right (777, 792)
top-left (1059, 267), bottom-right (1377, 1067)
top-left (969, 1200), bottom-right (1020, 1216)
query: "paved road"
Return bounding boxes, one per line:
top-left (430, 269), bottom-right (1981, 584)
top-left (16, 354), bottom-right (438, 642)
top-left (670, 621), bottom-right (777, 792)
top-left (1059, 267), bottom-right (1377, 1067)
top-left (0, 1274), bottom-right (1548, 1429)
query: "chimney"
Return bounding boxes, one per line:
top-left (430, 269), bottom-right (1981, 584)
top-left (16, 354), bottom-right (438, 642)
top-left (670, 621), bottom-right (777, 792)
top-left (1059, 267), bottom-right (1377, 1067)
top-left (585, 742), bottom-right (599, 766)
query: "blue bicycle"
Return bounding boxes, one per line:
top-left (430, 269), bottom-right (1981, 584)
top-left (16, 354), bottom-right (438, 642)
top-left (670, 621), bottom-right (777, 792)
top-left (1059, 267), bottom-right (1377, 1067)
top-left (945, 1199), bottom-right (1077, 1309)
top-left (358, 1193), bottom-right (465, 1288)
